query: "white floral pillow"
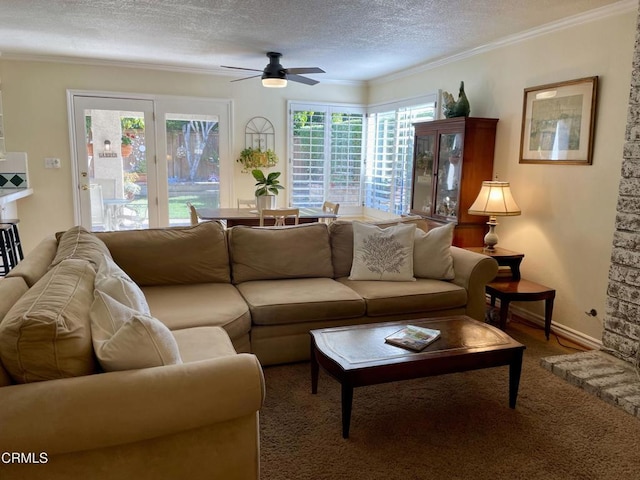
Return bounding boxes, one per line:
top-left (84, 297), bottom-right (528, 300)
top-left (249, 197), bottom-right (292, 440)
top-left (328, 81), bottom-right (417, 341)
top-left (349, 222), bottom-right (416, 281)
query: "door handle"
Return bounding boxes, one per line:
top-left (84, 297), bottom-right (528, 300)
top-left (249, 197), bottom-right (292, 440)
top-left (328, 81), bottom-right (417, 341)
top-left (81, 185), bottom-right (90, 191)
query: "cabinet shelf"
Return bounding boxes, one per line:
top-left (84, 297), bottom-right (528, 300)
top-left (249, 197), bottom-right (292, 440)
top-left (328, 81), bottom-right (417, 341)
top-left (410, 117), bottom-right (498, 247)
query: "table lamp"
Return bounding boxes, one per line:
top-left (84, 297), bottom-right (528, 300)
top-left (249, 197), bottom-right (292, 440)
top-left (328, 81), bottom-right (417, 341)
top-left (468, 181), bottom-right (521, 251)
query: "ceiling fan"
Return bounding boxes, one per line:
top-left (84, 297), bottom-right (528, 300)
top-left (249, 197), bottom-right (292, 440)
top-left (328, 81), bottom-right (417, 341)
top-left (221, 52), bottom-right (325, 88)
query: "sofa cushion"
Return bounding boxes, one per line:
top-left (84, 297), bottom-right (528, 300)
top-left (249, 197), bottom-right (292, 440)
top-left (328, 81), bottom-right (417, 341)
top-left (329, 217), bottom-right (431, 278)
top-left (141, 283), bottom-right (251, 341)
top-left (96, 221), bottom-right (231, 286)
top-left (229, 223), bottom-right (333, 284)
top-left (413, 222), bottom-right (455, 280)
top-left (90, 290), bottom-right (182, 372)
top-left (236, 278), bottom-right (365, 326)
top-left (0, 276), bottom-right (29, 323)
top-left (337, 277), bottom-right (467, 317)
top-left (0, 259), bottom-right (98, 383)
top-left (95, 254), bottom-right (150, 314)
top-left (51, 225), bottom-right (112, 270)
top-left (5, 236), bottom-right (58, 287)
top-left (172, 326), bottom-right (237, 363)
top-left (349, 222), bottom-right (416, 281)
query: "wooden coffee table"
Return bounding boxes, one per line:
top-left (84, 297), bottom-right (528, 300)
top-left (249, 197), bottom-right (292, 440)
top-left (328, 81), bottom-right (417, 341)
top-left (310, 315), bottom-right (525, 438)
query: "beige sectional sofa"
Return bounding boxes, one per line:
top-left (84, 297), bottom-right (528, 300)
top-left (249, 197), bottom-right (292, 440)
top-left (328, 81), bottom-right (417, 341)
top-left (0, 218), bottom-right (497, 479)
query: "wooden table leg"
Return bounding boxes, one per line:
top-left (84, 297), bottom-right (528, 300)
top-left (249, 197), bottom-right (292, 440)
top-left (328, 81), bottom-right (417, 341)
top-left (499, 298), bottom-right (510, 331)
top-left (311, 345), bottom-right (319, 394)
top-left (544, 296), bottom-right (555, 340)
top-left (341, 382), bottom-right (354, 439)
top-left (509, 349), bottom-right (524, 408)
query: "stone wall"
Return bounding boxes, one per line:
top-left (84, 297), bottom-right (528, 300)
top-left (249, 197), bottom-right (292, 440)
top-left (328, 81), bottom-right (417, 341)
top-left (604, 3), bottom-right (640, 364)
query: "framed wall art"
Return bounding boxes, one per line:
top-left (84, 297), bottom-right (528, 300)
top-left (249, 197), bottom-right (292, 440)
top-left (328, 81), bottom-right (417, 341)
top-left (519, 76), bottom-right (598, 165)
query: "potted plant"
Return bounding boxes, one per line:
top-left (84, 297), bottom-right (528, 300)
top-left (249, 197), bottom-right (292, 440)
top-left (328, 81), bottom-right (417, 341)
top-left (121, 134), bottom-right (134, 158)
top-left (237, 147), bottom-right (278, 173)
top-left (252, 169), bottom-right (284, 211)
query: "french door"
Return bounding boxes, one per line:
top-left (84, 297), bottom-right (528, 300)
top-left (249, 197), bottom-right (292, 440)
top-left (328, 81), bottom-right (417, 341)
top-left (70, 92), bottom-right (231, 231)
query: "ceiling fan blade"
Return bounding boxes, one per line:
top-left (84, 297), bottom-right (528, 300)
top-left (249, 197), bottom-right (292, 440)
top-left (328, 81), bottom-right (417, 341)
top-left (221, 65), bottom-right (263, 72)
top-left (230, 74), bottom-right (262, 83)
top-left (287, 74), bottom-right (320, 86)
top-left (285, 67), bottom-right (325, 75)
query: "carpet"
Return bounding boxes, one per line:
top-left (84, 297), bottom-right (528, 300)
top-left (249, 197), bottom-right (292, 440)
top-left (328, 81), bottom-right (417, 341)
top-left (259, 321), bottom-right (640, 480)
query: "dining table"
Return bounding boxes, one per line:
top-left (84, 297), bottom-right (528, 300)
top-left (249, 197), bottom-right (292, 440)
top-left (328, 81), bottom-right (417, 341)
top-left (196, 207), bottom-right (337, 227)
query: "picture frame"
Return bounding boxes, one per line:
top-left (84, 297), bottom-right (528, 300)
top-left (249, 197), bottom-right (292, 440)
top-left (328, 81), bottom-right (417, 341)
top-left (519, 76), bottom-right (598, 165)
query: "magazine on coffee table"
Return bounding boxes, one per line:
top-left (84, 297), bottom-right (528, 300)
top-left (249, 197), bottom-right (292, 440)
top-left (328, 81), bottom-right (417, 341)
top-left (385, 325), bottom-right (441, 352)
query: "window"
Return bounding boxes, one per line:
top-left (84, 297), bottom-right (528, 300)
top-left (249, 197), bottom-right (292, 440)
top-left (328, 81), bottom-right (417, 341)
top-left (364, 98), bottom-right (436, 215)
top-left (289, 103), bottom-right (365, 208)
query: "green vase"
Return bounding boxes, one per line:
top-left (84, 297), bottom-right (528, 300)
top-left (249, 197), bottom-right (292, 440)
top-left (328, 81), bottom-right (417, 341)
top-left (455, 81), bottom-right (470, 117)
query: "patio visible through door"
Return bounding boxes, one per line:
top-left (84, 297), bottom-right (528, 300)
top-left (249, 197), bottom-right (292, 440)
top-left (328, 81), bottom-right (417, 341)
top-left (70, 93), bottom-right (229, 231)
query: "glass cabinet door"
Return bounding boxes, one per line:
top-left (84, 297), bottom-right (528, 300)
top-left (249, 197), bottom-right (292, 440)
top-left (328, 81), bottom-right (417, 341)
top-left (411, 134), bottom-right (436, 213)
top-left (434, 132), bottom-right (463, 219)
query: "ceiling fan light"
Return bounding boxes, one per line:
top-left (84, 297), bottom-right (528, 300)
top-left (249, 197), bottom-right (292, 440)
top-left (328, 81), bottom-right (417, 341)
top-left (262, 77), bottom-right (287, 88)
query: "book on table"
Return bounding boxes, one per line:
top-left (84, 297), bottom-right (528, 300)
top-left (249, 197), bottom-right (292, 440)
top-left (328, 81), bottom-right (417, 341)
top-left (384, 325), bottom-right (441, 352)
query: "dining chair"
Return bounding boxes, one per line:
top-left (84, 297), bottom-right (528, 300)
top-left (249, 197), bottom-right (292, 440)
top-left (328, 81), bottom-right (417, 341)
top-left (186, 202), bottom-right (199, 226)
top-left (89, 183), bottom-right (106, 230)
top-left (117, 203), bottom-right (148, 229)
top-left (321, 201), bottom-right (340, 224)
top-left (259, 208), bottom-right (299, 227)
top-left (237, 198), bottom-right (257, 209)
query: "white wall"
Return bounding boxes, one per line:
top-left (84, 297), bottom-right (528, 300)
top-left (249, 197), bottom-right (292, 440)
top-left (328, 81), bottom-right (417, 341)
top-left (0, 60), bottom-right (364, 249)
top-left (0, 4), bottom-right (635, 344)
top-left (369, 9), bottom-right (637, 343)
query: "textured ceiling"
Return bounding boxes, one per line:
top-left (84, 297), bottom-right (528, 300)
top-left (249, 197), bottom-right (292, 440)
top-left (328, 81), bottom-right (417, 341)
top-left (0, 0), bottom-right (628, 83)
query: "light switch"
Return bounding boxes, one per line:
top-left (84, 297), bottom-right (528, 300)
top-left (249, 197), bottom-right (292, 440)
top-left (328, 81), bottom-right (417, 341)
top-left (44, 157), bottom-right (61, 169)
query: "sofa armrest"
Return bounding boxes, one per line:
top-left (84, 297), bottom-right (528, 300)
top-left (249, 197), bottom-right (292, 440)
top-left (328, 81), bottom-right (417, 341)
top-left (450, 246), bottom-right (498, 321)
top-left (0, 353), bottom-right (265, 456)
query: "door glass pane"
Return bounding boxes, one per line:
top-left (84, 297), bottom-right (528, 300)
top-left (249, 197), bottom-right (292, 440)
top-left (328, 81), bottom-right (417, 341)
top-left (412, 133), bottom-right (435, 213)
top-left (165, 114), bottom-right (220, 226)
top-left (434, 132), bottom-right (462, 219)
top-left (84, 109), bottom-right (148, 231)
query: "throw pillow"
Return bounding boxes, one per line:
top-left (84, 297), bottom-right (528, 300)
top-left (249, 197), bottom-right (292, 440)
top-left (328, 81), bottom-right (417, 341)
top-left (90, 290), bottom-right (182, 372)
top-left (94, 254), bottom-right (150, 314)
top-left (51, 225), bottom-right (112, 270)
top-left (413, 222), bottom-right (455, 280)
top-left (349, 222), bottom-right (416, 281)
top-left (0, 259), bottom-right (98, 383)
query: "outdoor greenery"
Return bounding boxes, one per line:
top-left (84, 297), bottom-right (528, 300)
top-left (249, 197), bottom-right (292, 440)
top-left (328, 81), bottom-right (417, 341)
top-left (129, 195), bottom-right (212, 220)
top-left (236, 147), bottom-right (278, 173)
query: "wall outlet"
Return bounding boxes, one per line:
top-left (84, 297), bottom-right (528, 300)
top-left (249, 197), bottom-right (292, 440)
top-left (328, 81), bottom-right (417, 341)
top-left (44, 157), bottom-right (61, 169)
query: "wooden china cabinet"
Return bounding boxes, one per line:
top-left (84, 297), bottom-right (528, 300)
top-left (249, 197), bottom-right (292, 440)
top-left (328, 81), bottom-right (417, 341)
top-left (410, 117), bottom-right (498, 247)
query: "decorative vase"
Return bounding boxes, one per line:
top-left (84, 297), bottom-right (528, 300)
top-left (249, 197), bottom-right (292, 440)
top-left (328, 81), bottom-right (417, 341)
top-left (256, 195), bottom-right (276, 212)
top-left (443, 81), bottom-right (471, 118)
top-left (456, 81), bottom-right (470, 117)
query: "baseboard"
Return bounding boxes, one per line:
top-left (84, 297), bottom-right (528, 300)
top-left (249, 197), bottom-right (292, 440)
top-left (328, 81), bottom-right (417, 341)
top-left (509, 304), bottom-right (602, 350)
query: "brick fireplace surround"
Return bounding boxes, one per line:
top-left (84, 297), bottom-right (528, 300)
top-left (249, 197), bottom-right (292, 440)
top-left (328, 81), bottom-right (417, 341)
top-left (542, 5), bottom-right (640, 419)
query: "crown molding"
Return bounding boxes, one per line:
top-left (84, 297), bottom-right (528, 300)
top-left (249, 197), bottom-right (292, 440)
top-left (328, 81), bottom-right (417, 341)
top-left (370, 0), bottom-right (638, 86)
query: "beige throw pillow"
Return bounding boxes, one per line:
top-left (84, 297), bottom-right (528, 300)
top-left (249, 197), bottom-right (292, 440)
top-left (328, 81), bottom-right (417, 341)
top-left (349, 222), bottom-right (416, 281)
top-left (413, 222), bottom-right (455, 280)
top-left (0, 259), bottom-right (98, 383)
top-left (94, 254), bottom-right (150, 314)
top-left (90, 290), bottom-right (182, 372)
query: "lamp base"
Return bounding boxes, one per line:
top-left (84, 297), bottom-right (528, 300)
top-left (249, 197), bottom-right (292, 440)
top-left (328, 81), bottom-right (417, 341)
top-left (484, 216), bottom-right (499, 251)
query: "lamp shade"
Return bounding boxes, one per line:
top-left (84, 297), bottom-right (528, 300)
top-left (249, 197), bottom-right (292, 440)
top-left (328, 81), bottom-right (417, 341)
top-left (468, 181), bottom-right (521, 216)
